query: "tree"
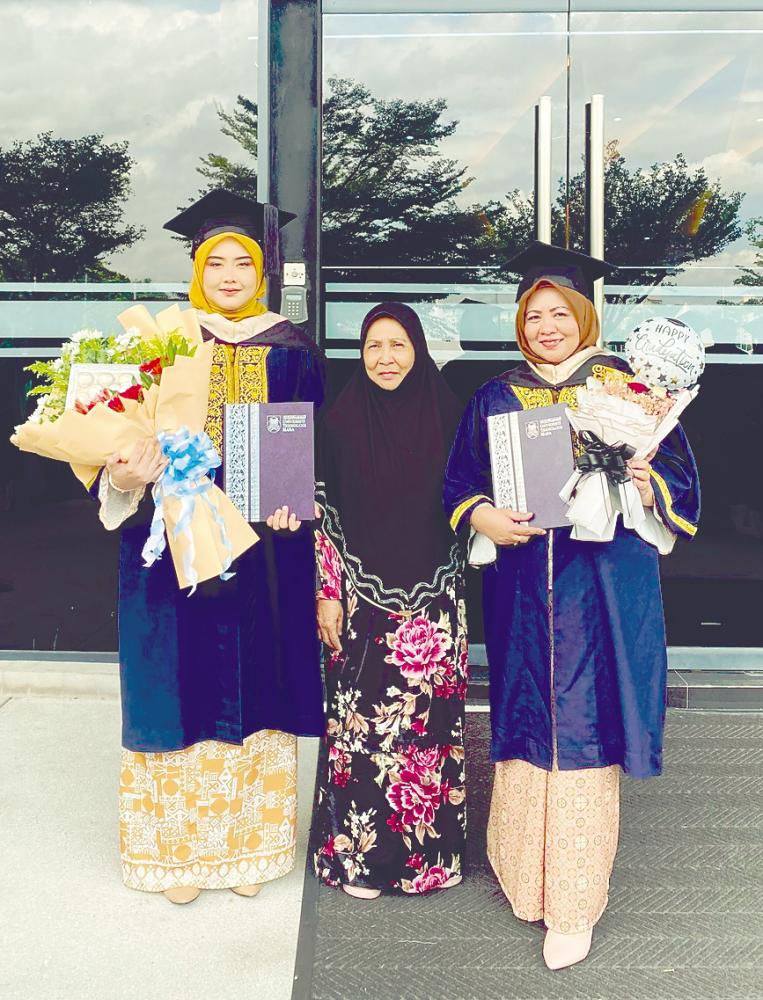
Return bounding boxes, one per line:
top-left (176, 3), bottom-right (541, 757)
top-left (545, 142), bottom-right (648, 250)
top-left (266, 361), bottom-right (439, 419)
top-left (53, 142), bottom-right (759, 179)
top-left (196, 97), bottom-right (259, 197)
top-left (0, 132), bottom-right (143, 281)
top-left (199, 86), bottom-right (744, 283)
top-left (196, 81), bottom-right (495, 267)
top-left (735, 217), bottom-right (763, 287)
top-left (496, 143), bottom-right (744, 286)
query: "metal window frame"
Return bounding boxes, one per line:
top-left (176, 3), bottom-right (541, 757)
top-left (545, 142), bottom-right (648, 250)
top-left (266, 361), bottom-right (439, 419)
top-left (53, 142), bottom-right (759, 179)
top-left (325, 1), bottom-right (763, 12)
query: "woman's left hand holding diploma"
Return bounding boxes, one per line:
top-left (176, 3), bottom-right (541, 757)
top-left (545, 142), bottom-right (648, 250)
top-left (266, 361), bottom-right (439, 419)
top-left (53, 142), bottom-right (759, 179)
top-left (267, 505), bottom-right (302, 533)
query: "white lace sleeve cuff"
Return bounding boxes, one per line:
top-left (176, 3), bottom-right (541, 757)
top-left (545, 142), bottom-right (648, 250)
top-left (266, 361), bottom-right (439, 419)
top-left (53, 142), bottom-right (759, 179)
top-left (97, 472), bottom-right (145, 531)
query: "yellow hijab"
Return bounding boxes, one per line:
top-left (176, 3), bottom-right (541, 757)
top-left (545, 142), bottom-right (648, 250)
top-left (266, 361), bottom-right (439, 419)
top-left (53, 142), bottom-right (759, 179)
top-left (515, 278), bottom-right (600, 365)
top-left (188, 231), bottom-right (268, 321)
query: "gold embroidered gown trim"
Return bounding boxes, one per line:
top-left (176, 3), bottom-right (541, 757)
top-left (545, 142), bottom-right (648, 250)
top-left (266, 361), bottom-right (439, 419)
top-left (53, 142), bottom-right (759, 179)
top-left (205, 343), bottom-right (271, 455)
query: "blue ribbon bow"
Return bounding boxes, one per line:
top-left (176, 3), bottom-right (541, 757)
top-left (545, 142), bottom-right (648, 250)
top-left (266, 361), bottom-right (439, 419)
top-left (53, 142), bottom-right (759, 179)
top-left (141, 428), bottom-right (234, 595)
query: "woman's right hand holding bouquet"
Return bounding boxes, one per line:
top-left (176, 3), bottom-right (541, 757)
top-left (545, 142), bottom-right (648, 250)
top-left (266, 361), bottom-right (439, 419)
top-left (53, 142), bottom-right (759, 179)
top-left (107, 439), bottom-right (168, 492)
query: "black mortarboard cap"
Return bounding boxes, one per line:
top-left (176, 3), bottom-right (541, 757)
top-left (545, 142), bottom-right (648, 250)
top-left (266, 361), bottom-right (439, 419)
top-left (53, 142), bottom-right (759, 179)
top-left (163, 188), bottom-right (296, 273)
top-left (507, 240), bottom-right (616, 303)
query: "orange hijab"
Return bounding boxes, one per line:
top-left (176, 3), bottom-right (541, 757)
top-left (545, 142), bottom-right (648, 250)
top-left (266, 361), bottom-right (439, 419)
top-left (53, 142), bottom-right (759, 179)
top-left (515, 278), bottom-right (600, 365)
top-left (188, 231), bottom-right (268, 321)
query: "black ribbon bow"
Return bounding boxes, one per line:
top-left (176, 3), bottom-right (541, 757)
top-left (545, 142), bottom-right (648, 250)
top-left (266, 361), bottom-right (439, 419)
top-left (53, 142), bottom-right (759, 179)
top-left (575, 430), bottom-right (636, 486)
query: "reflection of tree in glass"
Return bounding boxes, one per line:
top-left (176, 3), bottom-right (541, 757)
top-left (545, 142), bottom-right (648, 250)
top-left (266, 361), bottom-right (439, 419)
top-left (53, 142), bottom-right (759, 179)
top-left (735, 217), bottom-right (763, 287)
top-left (499, 142), bottom-right (743, 286)
top-left (197, 97), bottom-right (259, 197)
top-left (198, 87), bottom-right (744, 282)
top-left (196, 81), bottom-right (495, 267)
top-left (0, 133), bottom-right (144, 281)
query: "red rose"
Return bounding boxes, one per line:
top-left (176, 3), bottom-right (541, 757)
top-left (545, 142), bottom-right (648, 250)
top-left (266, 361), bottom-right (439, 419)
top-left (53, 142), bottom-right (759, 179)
top-left (386, 768), bottom-right (442, 828)
top-left (406, 853), bottom-right (424, 870)
top-left (405, 746), bottom-right (441, 773)
top-left (384, 614), bottom-right (452, 683)
top-left (410, 718), bottom-right (428, 736)
top-left (333, 769), bottom-right (350, 788)
top-left (119, 383), bottom-right (143, 402)
top-left (139, 357), bottom-right (162, 377)
top-left (628, 381), bottom-right (650, 394)
top-left (410, 865), bottom-right (450, 893)
top-left (386, 814), bottom-right (405, 833)
top-left (320, 836), bottom-right (336, 858)
top-left (75, 388), bottom-right (112, 414)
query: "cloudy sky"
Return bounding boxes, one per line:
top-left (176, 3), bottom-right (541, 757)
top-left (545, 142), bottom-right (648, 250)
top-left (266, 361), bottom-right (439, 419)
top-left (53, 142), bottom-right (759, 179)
top-left (1, 2), bottom-right (762, 285)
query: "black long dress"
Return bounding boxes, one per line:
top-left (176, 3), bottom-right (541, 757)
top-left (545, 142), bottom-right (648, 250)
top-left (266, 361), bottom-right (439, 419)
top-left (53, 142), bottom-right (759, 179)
top-left (311, 303), bottom-right (468, 894)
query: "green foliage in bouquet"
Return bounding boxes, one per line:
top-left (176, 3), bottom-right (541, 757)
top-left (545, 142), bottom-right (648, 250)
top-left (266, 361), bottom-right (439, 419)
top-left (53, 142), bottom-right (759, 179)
top-left (24, 327), bottom-right (197, 424)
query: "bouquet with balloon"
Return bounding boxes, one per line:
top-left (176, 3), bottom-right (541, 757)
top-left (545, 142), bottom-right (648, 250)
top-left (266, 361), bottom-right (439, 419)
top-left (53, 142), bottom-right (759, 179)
top-left (560, 317), bottom-right (705, 542)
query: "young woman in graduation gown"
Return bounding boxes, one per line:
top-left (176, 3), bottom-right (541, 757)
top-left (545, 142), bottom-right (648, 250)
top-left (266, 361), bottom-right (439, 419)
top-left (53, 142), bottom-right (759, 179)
top-left (312, 303), bottom-right (469, 898)
top-left (443, 244), bottom-right (700, 967)
top-left (97, 191), bottom-right (325, 903)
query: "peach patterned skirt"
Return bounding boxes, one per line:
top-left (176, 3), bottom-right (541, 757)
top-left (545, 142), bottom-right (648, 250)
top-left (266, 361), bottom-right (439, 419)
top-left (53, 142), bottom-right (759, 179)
top-left (487, 759), bottom-right (620, 933)
top-left (119, 729), bottom-right (297, 892)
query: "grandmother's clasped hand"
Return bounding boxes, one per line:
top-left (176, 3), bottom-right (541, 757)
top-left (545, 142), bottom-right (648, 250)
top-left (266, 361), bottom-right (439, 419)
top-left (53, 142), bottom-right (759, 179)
top-left (316, 597), bottom-right (343, 653)
top-left (470, 503), bottom-right (546, 547)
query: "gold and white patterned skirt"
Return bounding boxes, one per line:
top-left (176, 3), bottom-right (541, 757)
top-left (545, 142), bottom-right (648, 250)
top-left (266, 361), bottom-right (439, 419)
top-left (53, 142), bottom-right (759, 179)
top-left (487, 759), bottom-right (620, 933)
top-left (119, 729), bottom-right (297, 892)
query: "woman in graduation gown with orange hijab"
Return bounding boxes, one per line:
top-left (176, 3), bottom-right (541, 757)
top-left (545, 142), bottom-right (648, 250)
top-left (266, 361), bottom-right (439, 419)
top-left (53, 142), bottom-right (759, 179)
top-left (97, 190), bottom-right (325, 903)
top-left (444, 242), bottom-right (700, 968)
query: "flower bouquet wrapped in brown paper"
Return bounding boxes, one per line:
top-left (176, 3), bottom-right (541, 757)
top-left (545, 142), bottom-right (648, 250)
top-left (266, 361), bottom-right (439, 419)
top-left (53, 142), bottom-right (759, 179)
top-left (11, 304), bottom-right (258, 591)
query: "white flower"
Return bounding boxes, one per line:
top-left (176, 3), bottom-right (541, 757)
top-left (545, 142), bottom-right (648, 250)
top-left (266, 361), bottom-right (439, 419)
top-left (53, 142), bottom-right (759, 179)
top-left (27, 396), bottom-right (49, 425)
top-left (70, 329), bottom-right (95, 344)
top-left (114, 328), bottom-right (141, 352)
top-left (51, 357), bottom-right (64, 371)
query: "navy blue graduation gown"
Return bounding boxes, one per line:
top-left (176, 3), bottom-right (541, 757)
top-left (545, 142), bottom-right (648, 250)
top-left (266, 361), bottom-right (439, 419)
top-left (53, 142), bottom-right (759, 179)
top-left (115, 325), bottom-right (325, 752)
top-left (443, 354), bottom-right (700, 778)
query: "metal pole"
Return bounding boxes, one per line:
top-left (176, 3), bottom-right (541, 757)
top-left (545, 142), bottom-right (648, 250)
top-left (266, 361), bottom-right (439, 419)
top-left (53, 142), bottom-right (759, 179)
top-left (586, 94), bottom-right (605, 334)
top-left (534, 96), bottom-right (552, 244)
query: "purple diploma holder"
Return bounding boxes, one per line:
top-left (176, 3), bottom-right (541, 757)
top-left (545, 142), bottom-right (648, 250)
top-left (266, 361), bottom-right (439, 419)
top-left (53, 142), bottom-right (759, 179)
top-left (223, 402), bottom-right (315, 523)
top-left (487, 403), bottom-right (575, 530)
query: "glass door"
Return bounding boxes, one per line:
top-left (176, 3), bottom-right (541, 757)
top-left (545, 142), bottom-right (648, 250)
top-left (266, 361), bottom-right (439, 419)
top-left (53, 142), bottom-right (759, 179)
top-left (321, 7), bottom-right (571, 400)
top-left (569, 9), bottom-right (763, 645)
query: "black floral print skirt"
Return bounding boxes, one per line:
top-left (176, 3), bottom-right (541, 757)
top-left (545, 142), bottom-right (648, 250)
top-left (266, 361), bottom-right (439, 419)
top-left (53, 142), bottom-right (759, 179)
top-left (313, 532), bottom-right (468, 894)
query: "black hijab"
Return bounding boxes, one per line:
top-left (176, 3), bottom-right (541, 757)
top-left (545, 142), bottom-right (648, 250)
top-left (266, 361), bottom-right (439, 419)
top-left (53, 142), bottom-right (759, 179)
top-left (317, 302), bottom-right (463, 594)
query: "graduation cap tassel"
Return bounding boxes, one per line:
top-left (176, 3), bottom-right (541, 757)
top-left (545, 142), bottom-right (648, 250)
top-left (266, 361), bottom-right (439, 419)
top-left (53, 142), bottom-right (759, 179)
top-left (263, 202), bottom-right (281, 282)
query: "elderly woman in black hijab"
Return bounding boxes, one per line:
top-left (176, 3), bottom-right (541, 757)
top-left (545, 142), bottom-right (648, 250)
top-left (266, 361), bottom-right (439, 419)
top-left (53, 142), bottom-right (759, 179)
top-left (312, 302), bottom-right (467, 899)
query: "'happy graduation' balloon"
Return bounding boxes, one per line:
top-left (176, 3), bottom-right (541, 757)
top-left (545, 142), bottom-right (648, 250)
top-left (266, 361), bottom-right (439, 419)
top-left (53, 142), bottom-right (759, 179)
top-left (625, 317), bottom-right (705, 390)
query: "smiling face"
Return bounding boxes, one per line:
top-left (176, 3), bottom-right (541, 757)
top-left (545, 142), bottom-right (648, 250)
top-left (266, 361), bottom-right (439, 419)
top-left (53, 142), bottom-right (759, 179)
top-left (362, 316), bottom-right (416, 390)
top-left (201, 236), bottom-right (259, 312)
top-left (522, 285), bottom-right (582, 364)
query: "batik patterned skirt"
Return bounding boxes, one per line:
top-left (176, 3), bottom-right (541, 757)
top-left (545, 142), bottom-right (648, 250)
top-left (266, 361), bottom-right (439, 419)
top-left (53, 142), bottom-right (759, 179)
top-left (120, 729), bottom-right (297, 892)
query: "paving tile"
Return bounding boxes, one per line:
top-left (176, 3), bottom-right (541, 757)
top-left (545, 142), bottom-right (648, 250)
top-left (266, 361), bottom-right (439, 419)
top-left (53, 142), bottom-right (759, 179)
top-left (300, 710), bottom-right (763, 1000)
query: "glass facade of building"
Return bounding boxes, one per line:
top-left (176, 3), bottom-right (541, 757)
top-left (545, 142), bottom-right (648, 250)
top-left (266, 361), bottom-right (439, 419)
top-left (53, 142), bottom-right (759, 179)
top-left (1, 2), bottom-right (762, 651)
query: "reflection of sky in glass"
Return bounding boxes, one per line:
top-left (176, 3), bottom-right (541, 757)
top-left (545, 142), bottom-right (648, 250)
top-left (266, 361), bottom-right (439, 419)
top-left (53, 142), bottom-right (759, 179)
top-left (1, 5), bottom-right (762, 286)
top-left (324, 10), bottom-right (763, 285)
top-left (570, 11), bottom-right (763, 280)
top-left (0, 0), bottom-right (258, 281)
top-left (324, 12), bottom-right (568, 209)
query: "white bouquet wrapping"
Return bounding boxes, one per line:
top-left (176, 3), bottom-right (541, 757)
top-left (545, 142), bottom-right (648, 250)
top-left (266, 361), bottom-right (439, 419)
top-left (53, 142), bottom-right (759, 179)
top-left (559, 377), bottom-right (698, 542)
